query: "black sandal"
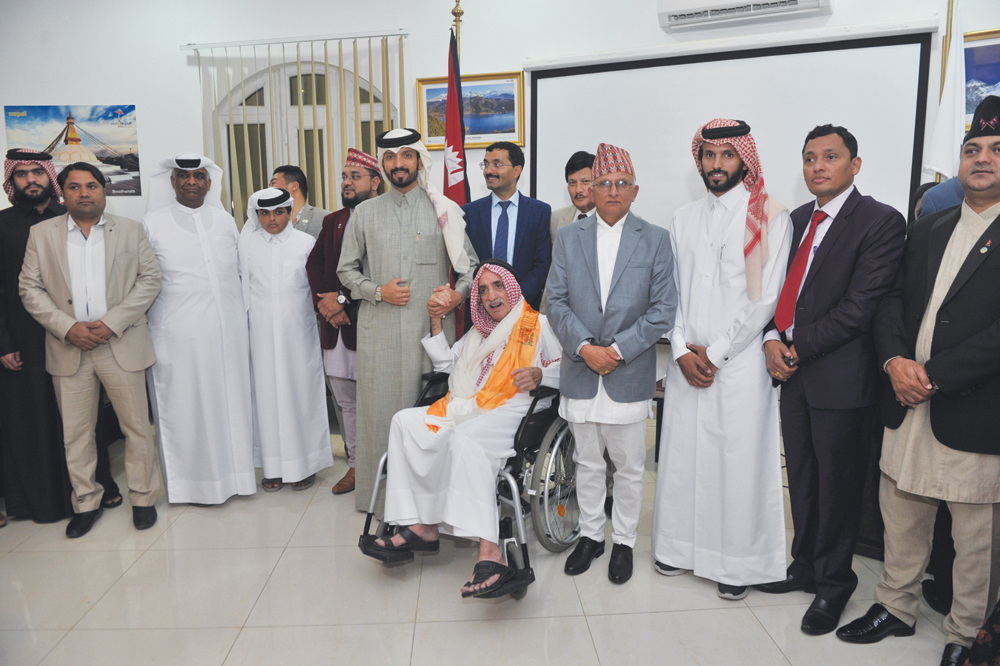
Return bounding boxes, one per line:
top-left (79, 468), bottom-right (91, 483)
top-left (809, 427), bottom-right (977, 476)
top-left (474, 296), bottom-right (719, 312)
top-left (373, 526), bottom-right (440, 553)
top-left (461, 560), bottom-right (514, 598)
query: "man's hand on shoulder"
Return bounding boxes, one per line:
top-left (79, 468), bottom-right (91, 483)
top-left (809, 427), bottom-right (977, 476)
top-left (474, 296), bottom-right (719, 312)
top-left (886, 357), bottom-right (936, 407)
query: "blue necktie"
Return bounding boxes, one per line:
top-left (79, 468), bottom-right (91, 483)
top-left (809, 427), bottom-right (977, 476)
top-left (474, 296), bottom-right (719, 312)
top-left (493, 200), bottom-right (511, 262)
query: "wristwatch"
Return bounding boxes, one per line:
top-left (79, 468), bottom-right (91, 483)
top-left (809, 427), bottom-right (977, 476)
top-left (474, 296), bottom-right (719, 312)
top-left (374, 285), bottom-right (382, 302)
top-left (337, 292), bottom-right (348, 305)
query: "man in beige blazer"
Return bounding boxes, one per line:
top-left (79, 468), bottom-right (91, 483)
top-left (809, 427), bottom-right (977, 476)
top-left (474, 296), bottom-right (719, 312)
top-left (19, 162), bottom-right (162, 538)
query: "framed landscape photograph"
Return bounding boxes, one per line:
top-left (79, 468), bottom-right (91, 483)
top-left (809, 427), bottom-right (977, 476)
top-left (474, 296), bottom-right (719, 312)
top-left (416, 71), bottom-right (524, 150)
top-left (965, 29), bottom-right (1000, 124)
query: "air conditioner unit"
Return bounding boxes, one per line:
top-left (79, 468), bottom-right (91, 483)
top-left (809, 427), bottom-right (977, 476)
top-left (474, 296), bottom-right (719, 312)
top-left (659, 0), bottom-right (831, 31)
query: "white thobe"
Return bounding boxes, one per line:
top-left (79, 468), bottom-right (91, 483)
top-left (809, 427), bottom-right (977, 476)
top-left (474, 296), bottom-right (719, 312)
top-left (245, 225), bottom-right (333, 482)
top-left (142, 203), bottom-right (256, 504)
top-left (384, 316), bottom-right (561, 543)
top-left (652, 183), bottom-right (792, 585)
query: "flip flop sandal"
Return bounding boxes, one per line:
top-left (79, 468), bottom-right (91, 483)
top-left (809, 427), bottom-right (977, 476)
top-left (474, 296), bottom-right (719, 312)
top-left (291, 474), bottom-right (315, 491)
top-left (262, 478), bottom-right (284, 492)
top-left (373, 526), bottom-right (440, 553)
top-left (461, 560), bottom-right (515, 598)
top-left (102, 494), bottom-right (123, 509)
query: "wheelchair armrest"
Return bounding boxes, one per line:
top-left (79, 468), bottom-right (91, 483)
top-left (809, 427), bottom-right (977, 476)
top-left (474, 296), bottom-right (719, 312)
top-left (528, 386), bottom-right (558, 399)
top-left (422, 371), bottom-right (450, 383)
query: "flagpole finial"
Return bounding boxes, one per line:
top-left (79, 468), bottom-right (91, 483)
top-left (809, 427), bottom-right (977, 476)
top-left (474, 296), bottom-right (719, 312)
top-left (452, 1), bottom-right (464, 58)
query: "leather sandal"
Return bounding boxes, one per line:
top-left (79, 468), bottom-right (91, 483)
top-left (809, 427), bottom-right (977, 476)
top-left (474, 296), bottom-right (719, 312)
top-left (461, 560), bottom-right (515, 598)
top-left (373, 526), bottom-right (440, 553)
top-left (262, 477), bottom-right (284, 492)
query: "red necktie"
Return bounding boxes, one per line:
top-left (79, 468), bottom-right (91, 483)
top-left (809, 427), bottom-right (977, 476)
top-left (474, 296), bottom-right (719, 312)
top-left (774, 210), bottom-right (828, 332)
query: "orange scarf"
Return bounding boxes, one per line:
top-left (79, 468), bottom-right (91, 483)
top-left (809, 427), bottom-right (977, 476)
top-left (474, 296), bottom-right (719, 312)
top-left (426, 305), bottom-right (541, 432)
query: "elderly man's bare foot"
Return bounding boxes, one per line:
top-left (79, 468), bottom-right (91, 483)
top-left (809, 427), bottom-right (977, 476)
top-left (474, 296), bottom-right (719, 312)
top-left (460, 540), bottom-right (508, 596)
top-left (375, 523), bottom-right (439, 549)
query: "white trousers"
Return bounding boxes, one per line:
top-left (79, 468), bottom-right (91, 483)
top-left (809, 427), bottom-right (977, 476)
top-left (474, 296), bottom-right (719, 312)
top-left (571, 420), bottom-right (647, 548)
top-left (384, 403), bottom-right (524, 544)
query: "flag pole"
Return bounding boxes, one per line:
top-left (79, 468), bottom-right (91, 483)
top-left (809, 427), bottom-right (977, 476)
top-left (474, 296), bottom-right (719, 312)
top-left (452, 0), bottom-right (464, 59)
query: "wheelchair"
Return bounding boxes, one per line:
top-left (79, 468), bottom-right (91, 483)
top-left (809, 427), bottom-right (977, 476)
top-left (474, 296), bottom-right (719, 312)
top-left (359, 371), bottom-right (581, 599)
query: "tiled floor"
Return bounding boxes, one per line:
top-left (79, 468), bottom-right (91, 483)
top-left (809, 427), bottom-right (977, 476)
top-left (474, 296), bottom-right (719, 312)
top-left (0, 425), bottom-right (951, 665)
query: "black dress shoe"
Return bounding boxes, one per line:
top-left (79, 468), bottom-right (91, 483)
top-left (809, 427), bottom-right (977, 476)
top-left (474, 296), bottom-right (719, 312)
top-left (836, 603), bottom-right (916, 643)
top-left (564, 536), bottom-right (605, 576)
top-left (132, 506), bottom-right (157, 530)
top-left (604, 496), bottom-right (613, 519)
top-left (939, 643), bottom-right (969, 666)
top-left (66, 508), bottom-right (103, 538)
top-left (802, 596), bottom-right (848, 635)
top-left (754, 572), bottom-right (817, 595)
top-left (608, 543), bottom-right (633, 584)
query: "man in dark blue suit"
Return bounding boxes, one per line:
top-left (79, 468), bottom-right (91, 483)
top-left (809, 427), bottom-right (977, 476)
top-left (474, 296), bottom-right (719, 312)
top-left (463, 142), bottom-right (551, 318)
top-left (754, 125), bottom-right (906, 636)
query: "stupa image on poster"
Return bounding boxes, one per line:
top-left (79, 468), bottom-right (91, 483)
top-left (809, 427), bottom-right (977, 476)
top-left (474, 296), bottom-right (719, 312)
top-left (4, 105), bottom-right (141, 195)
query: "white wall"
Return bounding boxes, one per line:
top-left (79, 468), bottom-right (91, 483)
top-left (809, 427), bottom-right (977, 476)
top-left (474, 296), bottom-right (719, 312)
top-left (1, 0), bottom-right (994, 219)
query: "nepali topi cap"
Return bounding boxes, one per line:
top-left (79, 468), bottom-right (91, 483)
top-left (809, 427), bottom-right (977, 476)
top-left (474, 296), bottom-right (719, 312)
top-left (592, 143), bottom-right (635, 179)
top-left (344, 147), bottom-right (379, 172)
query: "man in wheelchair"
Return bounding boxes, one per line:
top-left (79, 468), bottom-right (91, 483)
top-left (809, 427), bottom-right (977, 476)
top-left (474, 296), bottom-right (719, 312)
top-left (369, 259), bottom-right (561, 598)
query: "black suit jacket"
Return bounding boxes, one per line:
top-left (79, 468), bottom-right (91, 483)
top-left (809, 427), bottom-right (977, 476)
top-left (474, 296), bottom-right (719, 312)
top-left (873, 204), bottom-right (1000, 455)
top-left (767, 188), bottom-right (906, 409)
top-left (462, 193), bottom-right (552, 309)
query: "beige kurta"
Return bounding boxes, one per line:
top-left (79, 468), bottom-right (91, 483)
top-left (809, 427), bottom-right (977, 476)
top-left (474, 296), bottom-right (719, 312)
top-left (880, 200), bottom-right (1000, 504)
top-left (337, 185), bottom-right (478, 511)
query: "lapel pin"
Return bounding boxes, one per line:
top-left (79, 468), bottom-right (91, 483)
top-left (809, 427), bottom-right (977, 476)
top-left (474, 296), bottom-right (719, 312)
top-left (981, 247), bottom-right (988, 254)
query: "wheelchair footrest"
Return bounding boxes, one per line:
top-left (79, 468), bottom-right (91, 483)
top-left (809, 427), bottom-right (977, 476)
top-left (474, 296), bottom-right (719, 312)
top-left (358, 534), bottom-right (415, 564)
top-left (476, 567), bottom-right (535, 599)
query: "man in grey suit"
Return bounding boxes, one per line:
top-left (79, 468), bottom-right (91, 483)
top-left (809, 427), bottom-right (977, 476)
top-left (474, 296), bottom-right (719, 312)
top-left (271, 165), bottom-right (328, 239)
top-left (546, 143), bottom-right (677, 584)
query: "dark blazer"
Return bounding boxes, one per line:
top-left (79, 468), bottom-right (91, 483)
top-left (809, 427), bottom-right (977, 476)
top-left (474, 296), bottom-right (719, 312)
top-left (873, 204), bottom-right (1000, 455)
top-left (767, 188), bottom-right (906, 409)
top-left (306, 207), bottom-right (356, 351)
top-left (546, 211), bottom-right (677, 403)
top-left (463, 192), bottom-right (552, 310)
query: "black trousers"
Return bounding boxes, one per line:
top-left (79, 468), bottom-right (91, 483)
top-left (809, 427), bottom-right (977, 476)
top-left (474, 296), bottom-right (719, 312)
top-left (780, 372), bottom-right (878, 604)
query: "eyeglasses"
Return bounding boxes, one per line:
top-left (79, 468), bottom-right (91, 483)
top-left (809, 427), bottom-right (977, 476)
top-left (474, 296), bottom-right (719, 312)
top-left (341, 172), bottom-right (371, 182)
top-left (591, 179), bottom-right (634, 192)
top-left (479, 160), bottom-right (513, 170)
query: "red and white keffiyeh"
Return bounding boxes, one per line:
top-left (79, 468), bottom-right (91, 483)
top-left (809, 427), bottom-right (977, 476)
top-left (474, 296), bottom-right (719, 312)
top-left (692, 119), bottom-right (771, 301)
top-left (470, 262), bottom-right (523, 339)
top-left (4, 149), bottom-right (62, 204)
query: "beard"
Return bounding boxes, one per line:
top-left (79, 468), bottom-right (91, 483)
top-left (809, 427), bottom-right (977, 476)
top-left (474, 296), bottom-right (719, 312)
top-left (389, 167), bottom-right (419, 190)
top-left (341, 188), bottom-right (373, 209)
top-left (701, 168), bottom-right (744, 194)
top-left (13, 181), bottom-right (56, 206)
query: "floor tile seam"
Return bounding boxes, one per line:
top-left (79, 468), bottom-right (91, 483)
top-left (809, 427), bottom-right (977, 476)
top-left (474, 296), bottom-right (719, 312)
top-left (746, 602), bottom-right (795, 666)
top-left (243, 617), bottom-right (427, 628)
top-left (580, 608), bottom-right (607, 666)
top-left (411, 612), bottom-right (590, 626)
top-left (19, 627), bottom-right (70, 666)
top-left (63, 539), bottom-right (154, 635)
top-left (581, 605), bottom-right (759, 618)
top-left (237, 544), bottom-right (289, 634)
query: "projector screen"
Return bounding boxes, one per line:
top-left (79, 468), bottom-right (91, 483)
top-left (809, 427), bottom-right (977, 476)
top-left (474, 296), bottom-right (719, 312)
top-left (530, 34), bottom-right (931, 225)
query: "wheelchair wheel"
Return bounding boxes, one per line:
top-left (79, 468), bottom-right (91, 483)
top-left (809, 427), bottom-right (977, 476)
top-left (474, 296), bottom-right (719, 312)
top-left (529, 419), bottom-right (580, 552)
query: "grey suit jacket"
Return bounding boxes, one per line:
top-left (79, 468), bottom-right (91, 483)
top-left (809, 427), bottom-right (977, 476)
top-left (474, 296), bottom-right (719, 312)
top-left (295, 204), bottom-right (330, 240)
top-left (546, 211), bottom-right (677, 402)
top-left (19, 212), bottom-right (161, 376)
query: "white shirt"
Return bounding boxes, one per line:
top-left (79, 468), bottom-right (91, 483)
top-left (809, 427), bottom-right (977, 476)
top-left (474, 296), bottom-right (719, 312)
top-left (489, 190), bottom-right (520, 263)
top-left (66, 215), bottom-right (108, 323)
top-left (560, 212), bottom-right (649, 425)
top-left (764, 184), bottom-right (855, 344)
